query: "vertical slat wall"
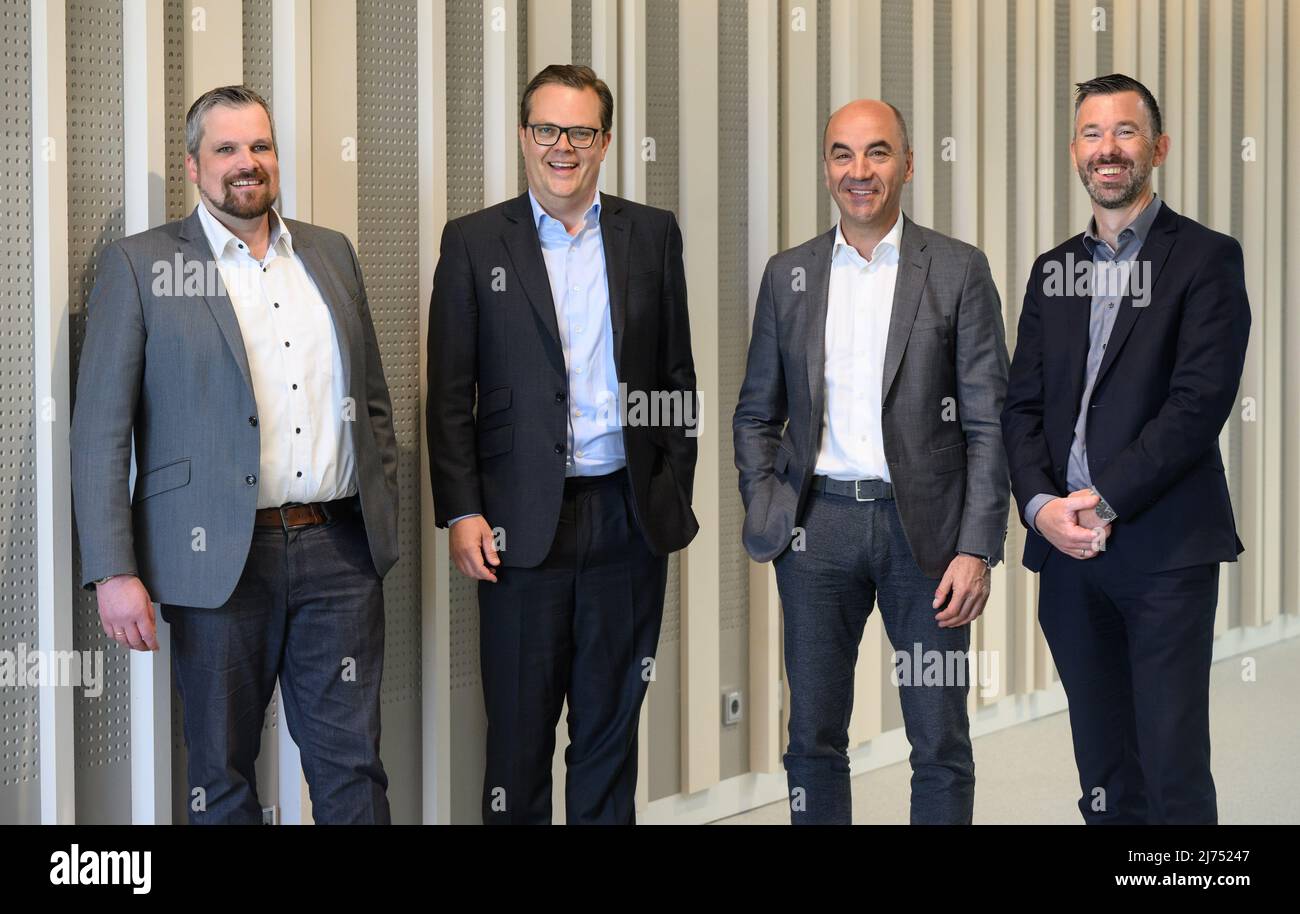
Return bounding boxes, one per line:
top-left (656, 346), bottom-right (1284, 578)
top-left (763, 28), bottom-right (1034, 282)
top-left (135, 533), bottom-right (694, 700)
top-left (12, 0), bottom-right (1299, 825)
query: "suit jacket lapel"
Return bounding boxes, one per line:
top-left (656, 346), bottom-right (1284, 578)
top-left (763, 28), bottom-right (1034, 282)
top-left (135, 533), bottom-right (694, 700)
top-left (802, 228), bottom-right (836, 435)
top-left (294, 230), bottom-right (355, 391)
top-left (177, 210), bottom-right (255, 397)
top-left (1061, 235), bottom-right (1093, 410)
top-left (1092, 205), bottom-right (1177, 389)
top-left (881, 216), bottom-right (930, 401)
top-left (599, 198), bottom-right (631, 371)
top-left (500, 192), bottom-right (562, 348)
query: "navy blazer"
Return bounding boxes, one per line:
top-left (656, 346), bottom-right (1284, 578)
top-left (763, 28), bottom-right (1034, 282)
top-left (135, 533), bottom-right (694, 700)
top-left (1002, 201), bottom-right (1250, 573)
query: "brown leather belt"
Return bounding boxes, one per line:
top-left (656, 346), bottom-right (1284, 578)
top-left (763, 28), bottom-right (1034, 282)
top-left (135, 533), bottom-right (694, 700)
top-left (254, 495), bottom-right (360, 531)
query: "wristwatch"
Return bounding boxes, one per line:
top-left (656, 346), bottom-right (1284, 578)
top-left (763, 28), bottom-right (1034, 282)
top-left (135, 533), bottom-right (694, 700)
top-left (1089, 488), bottom-right (1118, 524)
top-left (958, 552), bottom-right (994, 570)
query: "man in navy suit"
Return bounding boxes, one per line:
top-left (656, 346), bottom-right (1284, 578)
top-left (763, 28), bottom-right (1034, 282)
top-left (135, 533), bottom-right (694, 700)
top-left (1002, 74), bottom-right (1250, 824)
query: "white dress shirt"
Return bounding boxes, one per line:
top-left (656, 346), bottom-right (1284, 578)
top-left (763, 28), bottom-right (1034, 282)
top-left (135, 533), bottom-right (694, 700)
top-left (813, 213), bottom-right (904, 482)
top-left (196, 201), bottom-right (356, 509)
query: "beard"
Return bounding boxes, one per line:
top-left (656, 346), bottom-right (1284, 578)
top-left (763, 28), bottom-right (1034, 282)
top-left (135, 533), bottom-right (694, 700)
top-left (1077, 154), bottom-right (1151, 209)
top-left (207, 170), bottom-right (276, 220)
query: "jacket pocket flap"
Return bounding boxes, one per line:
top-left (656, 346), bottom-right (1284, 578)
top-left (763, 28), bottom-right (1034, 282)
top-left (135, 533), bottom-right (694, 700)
top-left (133, 458), bottom-right (191, 503)
top-left (477, 385), bottom-right (511, 418)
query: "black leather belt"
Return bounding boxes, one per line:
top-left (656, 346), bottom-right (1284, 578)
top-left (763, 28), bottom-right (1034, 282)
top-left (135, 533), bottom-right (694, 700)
top-left (810, 475), bottom-right (894, 501)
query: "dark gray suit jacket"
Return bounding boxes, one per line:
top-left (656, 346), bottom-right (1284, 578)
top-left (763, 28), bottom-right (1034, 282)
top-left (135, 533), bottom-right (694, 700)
top-left (732, 215), bottom-right (1010, 577)
top-left (70, 208), bottom-right (400, 608)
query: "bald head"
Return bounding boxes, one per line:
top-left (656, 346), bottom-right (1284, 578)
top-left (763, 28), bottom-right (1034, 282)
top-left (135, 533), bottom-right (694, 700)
top-left (822, 99), bottom-right (911, 160)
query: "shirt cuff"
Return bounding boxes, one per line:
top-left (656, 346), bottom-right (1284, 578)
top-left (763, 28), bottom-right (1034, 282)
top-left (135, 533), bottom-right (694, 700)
top-left (1025, 493), bottom-right (1055, 535)
top-left (448, 513), bottom-right (481, 526)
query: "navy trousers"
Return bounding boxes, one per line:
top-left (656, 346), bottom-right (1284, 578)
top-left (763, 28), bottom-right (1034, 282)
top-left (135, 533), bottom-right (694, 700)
top-left (162, 499), bottom-right (390, 824)
top-left (477, 470), bottom-right (667, 824)
top-left (774, 492), bottom-right (975, 825)
top-left (1038, 545), bottom-right (1219, 824)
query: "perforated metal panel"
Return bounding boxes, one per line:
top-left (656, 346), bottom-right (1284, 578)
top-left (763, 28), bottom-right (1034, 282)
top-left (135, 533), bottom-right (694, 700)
top-left (1054, 0), bottom-right (1071, 244)
top-left (0, 0), bottom-right (40, 825)
top-left (933, 0), bottom-right (952, 236)
top-left (446, 0), bottom-right (484, 700)
top-left (571, 0), bottom-right (591, 68)
top-left (242, 0), bottom-right (273, 106)
top-left (66, 0), bottom-right (131, 825)
top-left (357, 0), bottom-right (423, 823)
top-left (1198, 0), bottom-right (1209, 220)
top-left (882, 0), bottom-right (912, 217)
top-left (816, 0), bottom-right (829, 231)
top-left (644, 0), bottom-right (681, 802)
top-left (1096, 0), bottom-right (1114, 77)
top-left (517, 0), bottom-right (529, 196)
top-left (165, 0), bottom-right (186, 222)
top-left (717, 0), bottom-right (750, 780)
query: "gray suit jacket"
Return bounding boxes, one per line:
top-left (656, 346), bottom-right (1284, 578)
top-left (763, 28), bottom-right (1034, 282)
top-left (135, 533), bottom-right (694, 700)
top-left (70, 208), bottom-right (400, 609)
top-left (732, 215), bottom-right (1010, 577)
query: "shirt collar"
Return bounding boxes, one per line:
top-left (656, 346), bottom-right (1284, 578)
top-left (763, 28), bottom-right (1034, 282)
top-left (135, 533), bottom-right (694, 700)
top-left (195, 200), bottom-right (293, 259)
top-left (833, 211), bottom-right (904, 266)
top-left (527, 188), bottom-right (602, 233)
top-left (1083, 192), bottom-right (1162, 254)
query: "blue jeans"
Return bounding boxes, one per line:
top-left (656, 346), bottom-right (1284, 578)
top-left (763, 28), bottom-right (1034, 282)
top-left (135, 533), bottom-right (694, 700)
top-left (163, 501), bottom-right (390, 824)
top-left (774, 492), bottom-right (975, 824)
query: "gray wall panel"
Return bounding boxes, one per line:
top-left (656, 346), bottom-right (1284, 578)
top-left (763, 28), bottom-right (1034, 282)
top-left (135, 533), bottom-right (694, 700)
top-left (66, 0), bottom-right (130, 826)
top-left (444, 0), bottom-right (486, 823)
top-left (242, 0), bottom-right (273, 107)
top-left (0, 0), bottom-right (40, 826)
top-left (572, 0), bottom-right (591, 68)
top-left (717, 0), bottom-right (749, 781)
top-left (882, 0), bottom-right (913, 219)
top-left (644, 0), bottom-right (681, 802)
top-left (357, 0), bottom-right (423, 823)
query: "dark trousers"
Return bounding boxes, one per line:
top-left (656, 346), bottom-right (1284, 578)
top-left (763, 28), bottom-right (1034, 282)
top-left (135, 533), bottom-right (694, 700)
top-left (477, 470), bottom-right (667, 824)
top-left (774, 492), bottom-right (975, 825)
top-left (1038, 546), bottom-right (1219, 824)
top-left (162, 500), bottom-right (390, 824)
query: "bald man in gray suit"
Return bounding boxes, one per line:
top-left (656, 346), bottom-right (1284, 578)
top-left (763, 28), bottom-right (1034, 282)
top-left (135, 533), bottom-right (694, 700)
top-left (734, 100), bottom-right (1010, 824)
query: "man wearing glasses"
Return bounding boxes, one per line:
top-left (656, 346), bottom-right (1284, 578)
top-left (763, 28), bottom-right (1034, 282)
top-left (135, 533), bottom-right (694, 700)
top-left (428, 64), bottom-right (698, 824)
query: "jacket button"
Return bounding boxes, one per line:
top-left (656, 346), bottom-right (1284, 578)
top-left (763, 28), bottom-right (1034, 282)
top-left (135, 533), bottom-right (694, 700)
top-left (248, 416), bottom-right (258, 427)
top-left (555, 391), bottom-right (565, 403)
top-left (245, 475), bottom-right (257, 486)
top-left (554, 443), bottom-right (564, 455)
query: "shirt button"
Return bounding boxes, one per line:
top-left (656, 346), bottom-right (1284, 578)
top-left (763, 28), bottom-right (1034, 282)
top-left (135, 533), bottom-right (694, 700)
top-left (575, 326), bottom-right (583, 333)
top-left (296, 471), bottom-right (303, 478)
top-left (292, 383), bottom-right (298, 390)
top-left (284, 341), bottom-right (290, 347)
top-left (295, 427), bottom-right (301, 434)
top-left (574, 409), bottom-right (582, 417)
top-left (575, 367), bottom-right (583, 374)
top-left (576, 450), bottom-right (584, 458)
top-left (245, 475), bottom-right (256, 486)
top-left (274, 302), bottom-right (280, 309)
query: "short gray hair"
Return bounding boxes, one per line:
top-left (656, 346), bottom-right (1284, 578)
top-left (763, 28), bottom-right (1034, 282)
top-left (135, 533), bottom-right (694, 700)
top-left (185, 85), bottom-right (277, 160)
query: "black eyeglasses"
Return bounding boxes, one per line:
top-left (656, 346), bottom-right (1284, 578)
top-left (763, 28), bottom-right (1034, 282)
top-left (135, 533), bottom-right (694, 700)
top-left (526, 123), bottom-right (603, 148)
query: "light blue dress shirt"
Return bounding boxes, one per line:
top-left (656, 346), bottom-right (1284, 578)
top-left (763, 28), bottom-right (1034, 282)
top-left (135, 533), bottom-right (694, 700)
top-left (529, 188), bottom-right (626, 477)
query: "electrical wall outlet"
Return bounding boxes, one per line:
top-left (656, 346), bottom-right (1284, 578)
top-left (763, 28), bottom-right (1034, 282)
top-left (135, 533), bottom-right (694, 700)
top-left (723, 689), bottom-right (743, 726)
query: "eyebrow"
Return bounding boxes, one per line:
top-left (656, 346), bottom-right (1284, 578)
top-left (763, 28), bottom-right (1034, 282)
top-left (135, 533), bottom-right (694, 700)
top-left (1077, 120), bottom-right (1142, 131)
top-left (210, 137), bottom-right (275, 147)
top-left (828, 140), bottom-right (894, 154)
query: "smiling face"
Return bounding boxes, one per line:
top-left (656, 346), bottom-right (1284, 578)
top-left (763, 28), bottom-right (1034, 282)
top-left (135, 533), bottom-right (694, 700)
top-left (1070, 90), bottom-right (1168, 209)
top-left (822, 100), bottom-right (913, 238)
top-left (518, 84), bottom-right (611, 218)
top-left (185, 103), bottom-right (280, 223)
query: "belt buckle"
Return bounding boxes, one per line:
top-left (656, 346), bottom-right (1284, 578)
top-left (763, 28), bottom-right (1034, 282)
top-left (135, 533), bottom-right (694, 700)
top-left (277, 503), bottom-right (299, 532)
top-left (854, 480), bottom-right (876, 502)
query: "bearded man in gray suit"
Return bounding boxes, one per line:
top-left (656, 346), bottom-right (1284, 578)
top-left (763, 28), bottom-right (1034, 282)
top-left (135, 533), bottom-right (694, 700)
top-left (70, 86), bottom-right (399, 824)
top-left (733, 100), bottom-right (1010, 824)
